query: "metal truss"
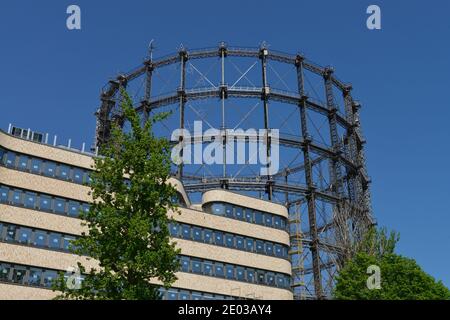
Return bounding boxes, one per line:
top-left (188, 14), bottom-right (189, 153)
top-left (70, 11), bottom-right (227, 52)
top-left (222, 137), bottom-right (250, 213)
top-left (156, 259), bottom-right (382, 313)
top-left (95, 42), bottom-right (375, 299)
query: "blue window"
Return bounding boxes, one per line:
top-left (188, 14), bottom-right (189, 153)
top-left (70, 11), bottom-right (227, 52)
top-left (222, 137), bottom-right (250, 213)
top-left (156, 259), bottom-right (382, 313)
top-left (34, 231), bottom-right (47, 247)
top-left (73, 168), bottom-right (84, 184)
top-left (265, 242), bottom-right (274, 256)
top-left (5, 152), bottom-right (16, 168)
top-left (43, 270), bottom-right (57, 288)
top-left (204, 261), bottom-right (213, 276)
top-left (54, 198), bottom-right (66, 214)
top-left (0, 186), bottom-right (9, 202)
top-left (24, 192), bottom-right (37, 209)
top-left (181, 225), bottom-right (191, 239)
top-left (43, 162), bottom-right (57, 177)
top-left (254, 211), bottom-right (263, 225)
top-left (12, 267), bottom-right (26, 284)
top-left (68, 201), bottom-right (81, 217)
top-left (264, 214), bottom-right (273, 227)
top-left (0, 264), bottom-right (11, 281)
top-left (204, 229), bottom-right (213, 244)
top-left (280, 218), bottom-right (286, 230)
top-left (215, 263), bottom-right (224, 278)
top-left (63, 235), bottom-right (75, 251)
top-left (225, 204), bottom-right (234, 218)
top-left (277, 275), bottom-right (286, 288)
top-left (169, 223), bottom-right (180, 237)
top-left (225, 233), bottom-right (234, 248)
top-left (235, 206), bottom-right (244, 220)
top-left (28, 268), bottom-right (42, 286)
top-left (246, 238), bottom-right (254, 252)
top-left (225, 265), bottom-right (234, 280)
top-left (193, 227), bottom-right (202, 241)
top-left (247, 269), bottom-right (255, 283)
top-left (266, 273), bottom-right (276, 286)
top-left (256, 240), bottom-right (265, 254)
top-left (17, 227), bottom-right (32, 244)
top-left (180, 257), bottom-right (189, 272)
top-left (191, 259), bottom-right (202, 274)
top-left (274, 216), bottom-right (282, 229)
top-left (179, 290), bottom-right (190, 300)
top-left (58, 165), bottom-right (71, 180)
top-left (18, 156), bottom-right (29, 171)
top-left (5, 225), bottom-right (17, 242)
top-left (0, 148), bottom-right (5, 163)
top-left (257, 271), bottom-right (265, 284)
top-left (30, 158), bottom-right (42, 174)
top-left (158, 288), bottom-right (166, 299)
top-left (245, 209), bottom-right (254, 223)
top-left (39, 195), bottom-right (52, 211)
top-left (236, 236), bottom-right (245, 250)
top-left (12, 190), bottom-right (22, 206)
top-left (49, 233), bottom-right (61, 249)
top-left (81, 203), bottom-right (90, 215)
top-left (275, 244), bottom-right (283, 257)
top-left (191, 292), bottom-right (203, 300)
top-left (236, 267), bottom-right (245, 281)
top-left (211, 203), bottom-right (225, 216)
top-left (86, 173), bottom-right (93, 185)
top-left (167, 290), bottom-right (178, 300)
top-left (214, 231), bottom-right (224, 246)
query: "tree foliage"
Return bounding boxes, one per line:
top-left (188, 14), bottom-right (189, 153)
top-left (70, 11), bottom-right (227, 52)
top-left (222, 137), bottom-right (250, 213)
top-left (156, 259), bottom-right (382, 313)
top-left (334, 227), bottom-right (450, 300)
top-left (54, 88), bottom-right (180, 299)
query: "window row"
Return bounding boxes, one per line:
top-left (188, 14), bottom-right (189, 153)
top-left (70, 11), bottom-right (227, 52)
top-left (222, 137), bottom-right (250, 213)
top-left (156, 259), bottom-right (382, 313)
top-left (159, 287), bottom-right (240, 300)
top-left (0, 222), bottom-right (77, 252)
top-left (0, 262), bottom-right (83, 289)
top-left (179, 255), bottom-right (291, 290)
top-left (0, 184), bottom-right (90, 218)
top-left (169, 222), bottom-right (289, 259)
top-left (205, 202), bottom-right (287, 231)
top-left (0, 147), bottom-right (92, 185)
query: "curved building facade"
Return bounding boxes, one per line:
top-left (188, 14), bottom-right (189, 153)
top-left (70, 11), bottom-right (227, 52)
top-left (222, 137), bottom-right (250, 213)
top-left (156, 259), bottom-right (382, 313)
top-left (0, 129), bottom-right (292, 300)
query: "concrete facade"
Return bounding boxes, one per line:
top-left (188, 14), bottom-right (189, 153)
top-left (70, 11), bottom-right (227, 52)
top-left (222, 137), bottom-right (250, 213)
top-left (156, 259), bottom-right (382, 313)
top-left (0, 129), bottom-right (292, 300)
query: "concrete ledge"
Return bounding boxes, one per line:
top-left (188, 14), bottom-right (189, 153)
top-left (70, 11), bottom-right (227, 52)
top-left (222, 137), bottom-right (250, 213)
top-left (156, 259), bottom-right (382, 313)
top-left (0, 204), bottom-right (85, 235)
top-left (0, 130), bottom-right (94, 170)
top-left (0, 283), bottom-right (58, 300)
top-left (172, 207), bottom-right (289, 245)
top-left (174, 238), bottom-right (291, 274)
top-left (0, 167), bottom-right (91, 202)
top-left (202, 189), bottom-right (288, 218)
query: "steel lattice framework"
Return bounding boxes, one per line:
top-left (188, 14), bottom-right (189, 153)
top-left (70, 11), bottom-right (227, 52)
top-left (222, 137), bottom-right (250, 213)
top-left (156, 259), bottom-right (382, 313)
top-left (94, 43), bottom-right (375, 299)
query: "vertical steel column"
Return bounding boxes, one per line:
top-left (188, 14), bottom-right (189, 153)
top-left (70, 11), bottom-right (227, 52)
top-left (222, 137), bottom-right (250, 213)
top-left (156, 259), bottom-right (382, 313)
top-left (260, 47), bottom-right (272, 200)
top-left (324, 68), bottom-right (343, 196)
top-left (143, 60), bottom-right (153, 123)
top-left (219, 43), bottom-right (227, 178)
top-left (296, 55), bottom-right (323, 299)
top-left (177, 49), bottom-right (188, 180)
top-left (343, 86), bottom-right (357, 202)
top-left (116, 75), bottom-right (128, 129)
top-left (352, 102), bottom-right (373, 221)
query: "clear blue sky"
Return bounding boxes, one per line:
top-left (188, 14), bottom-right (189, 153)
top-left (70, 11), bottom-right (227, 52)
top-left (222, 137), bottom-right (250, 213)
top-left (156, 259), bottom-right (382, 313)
top-left (1, 1), bottom-right (449, 287)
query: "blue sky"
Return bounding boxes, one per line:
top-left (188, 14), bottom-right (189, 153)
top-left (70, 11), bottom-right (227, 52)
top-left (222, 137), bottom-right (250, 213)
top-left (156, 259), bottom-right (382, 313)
top-left (0, 1), bottom-right (449, 287)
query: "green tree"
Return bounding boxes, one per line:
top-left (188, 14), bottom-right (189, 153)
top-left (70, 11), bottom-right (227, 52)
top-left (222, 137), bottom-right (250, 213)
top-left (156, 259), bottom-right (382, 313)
top-left (54, 88), bottom-right (180, 299)
top-left (334, 227), bottom-right (450, 300)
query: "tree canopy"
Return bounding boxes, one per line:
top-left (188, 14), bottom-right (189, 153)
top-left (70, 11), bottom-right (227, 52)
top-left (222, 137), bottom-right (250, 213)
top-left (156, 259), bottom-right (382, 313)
top-left (54, 88), bottom-right (180, 299)
top-left (334, 227), bottom-right (450, 300)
